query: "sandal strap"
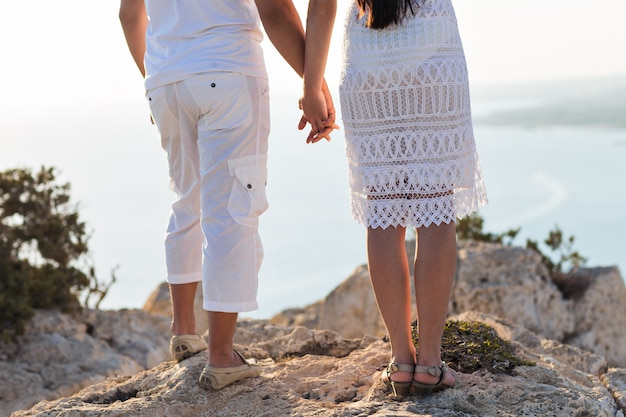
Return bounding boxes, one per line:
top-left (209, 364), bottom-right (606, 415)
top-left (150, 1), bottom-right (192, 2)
top-left (387, 362), bottom-right (415, 374)
top-left (414, 363), bottom-right (446, 385)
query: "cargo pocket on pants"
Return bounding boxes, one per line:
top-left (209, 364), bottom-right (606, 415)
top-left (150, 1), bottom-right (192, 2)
top-left (227, 155), bottom-right (269, 227)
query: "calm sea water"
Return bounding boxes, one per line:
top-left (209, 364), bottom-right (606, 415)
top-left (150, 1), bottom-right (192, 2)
top-left (2, 95), bottom-right (625, 319)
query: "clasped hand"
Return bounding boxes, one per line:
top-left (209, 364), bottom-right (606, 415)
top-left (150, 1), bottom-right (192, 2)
top-left (298, 81), bottom-right (340, 144)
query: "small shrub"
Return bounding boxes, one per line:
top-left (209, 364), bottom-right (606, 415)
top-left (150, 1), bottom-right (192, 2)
top-left (457, 213), bottom-right (587, 278)
top-left (526, 226), bottom-right (587, 276)
top-left (412, 320), bottom-right (535, 375)
top-left (0, 258), bottom-right (32, 340)
top-left (0, 166), bottom-right (113, 341)
top-left (456, 213), bottom-right (519, 246)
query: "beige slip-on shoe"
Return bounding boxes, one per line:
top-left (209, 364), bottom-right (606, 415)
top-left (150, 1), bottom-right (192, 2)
top-left (170, 334), bottom-right (208, 362)
top-left (198, 350), bottom-right (262, 390)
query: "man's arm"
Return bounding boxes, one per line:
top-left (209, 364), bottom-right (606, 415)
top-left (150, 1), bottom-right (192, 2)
top-left (119, 0), bottom-right (148, 77)
top-left (254, 0), bottom-right (306, 77)
top-left (255, 0), bottom-right (338, 143)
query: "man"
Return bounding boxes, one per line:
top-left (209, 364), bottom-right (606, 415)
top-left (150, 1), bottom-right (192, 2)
top-left (119, 0), bottom-right (336, 390)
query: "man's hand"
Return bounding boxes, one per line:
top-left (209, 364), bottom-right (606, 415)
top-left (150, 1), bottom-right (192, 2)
top-left (298, 80), bottom-right (340, 143)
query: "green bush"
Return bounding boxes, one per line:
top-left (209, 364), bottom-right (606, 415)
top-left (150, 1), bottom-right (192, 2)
top-left (0, 258), bottom-right (31, 340)
top-left (526, 226), bottom-right (587, 275)
top-left (457, 212), bottom-right (586, 276)
top-left (0, 166), bottom-right (111, 341)
top-left (456, 213), bottom-right (519, 245)
top-left (412, 320), bottom-right (535, 375)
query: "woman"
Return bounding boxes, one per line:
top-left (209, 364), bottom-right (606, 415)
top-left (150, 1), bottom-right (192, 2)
top-left (303, 0), bottom-right (487, 396)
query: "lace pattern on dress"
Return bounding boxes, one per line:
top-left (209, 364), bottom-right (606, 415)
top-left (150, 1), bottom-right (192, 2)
top-left (339, 0), bottom-right (487, 229)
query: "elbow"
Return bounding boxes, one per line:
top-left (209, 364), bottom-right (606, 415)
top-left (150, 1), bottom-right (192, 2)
top-left (256, 0), bottom-right (292, 28)
top-left (119, 0), bottom-right (144, 26)
top-left (118, 4), bottom-right (130, 25)
top-left (118, 9), bottom-right (131, 27)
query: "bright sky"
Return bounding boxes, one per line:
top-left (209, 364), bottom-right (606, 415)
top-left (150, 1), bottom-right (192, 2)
top-left (2, 0), bottom-right (626, 111)
top-left (2, 0), bottom-right (625, 312)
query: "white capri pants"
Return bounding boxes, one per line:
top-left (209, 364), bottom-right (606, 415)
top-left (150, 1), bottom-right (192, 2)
top-left (147, 72), bottom-right (270, 313)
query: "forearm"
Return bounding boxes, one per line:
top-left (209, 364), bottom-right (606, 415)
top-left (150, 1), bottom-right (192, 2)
top-left (255, 0), bottom-right (306, 77)
top-left (303, 0), bottom-right (336, 93)
top-left (119, 0), bottom-right (148, 77)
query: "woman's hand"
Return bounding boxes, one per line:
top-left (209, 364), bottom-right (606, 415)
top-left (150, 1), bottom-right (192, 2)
top-left (301, 87), bottom-right (329, 139)
top-left (298, 80), bottom-right (340, 143)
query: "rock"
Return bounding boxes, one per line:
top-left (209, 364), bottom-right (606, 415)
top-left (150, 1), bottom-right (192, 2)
top-left (10, 313), bottom-right (626, 417)
top-left (141, 281), bottom-right (171, 317)
top-left (563, 267), bottom-right (626, 368)
top-left (6, 239), bottom-right (626, 416)
top-left (283, 240), bottom-right (626, 369)
top-left (251, 325), bottom-right (375, 360)
top-left (268, 302), bottom-right (322, 330)
top-left (451, 241), bottom-right (575, 341)
top-left (317, 265), bottom-right (386, 339)
top-left (80, 308), bottom-right (171, 369)
top-left (0, 309), bottom-right (170, 417)
top-left (277, 240), bottom-right (416, 339)
top-left (451, 245), bottom-right (626, 368)
top-left (454, 311), bottom-right (608, 377)
top-left (603, 368), bottom-right (626, 412)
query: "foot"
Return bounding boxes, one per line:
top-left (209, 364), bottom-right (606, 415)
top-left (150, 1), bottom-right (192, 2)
top-left (413, 362), bottom-right (458, 393)
top-left (208, 349), bottom-right (246, 368)
top-left (381, 363), bottom-right (414, 397)
top-left (169, 334), bottom-right (208, 362)
top-left (198, 350), bottom-right (261, 390)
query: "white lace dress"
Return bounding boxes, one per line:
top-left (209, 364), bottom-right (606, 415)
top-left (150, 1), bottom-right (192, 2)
top-left (339, 0), bottom-right (488, 229)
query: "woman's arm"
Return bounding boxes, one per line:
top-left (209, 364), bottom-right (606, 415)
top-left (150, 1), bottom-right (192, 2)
top-left (301, 0), bottom-right (337, 138)
top-left (256, 0), bottom-right (338, 143)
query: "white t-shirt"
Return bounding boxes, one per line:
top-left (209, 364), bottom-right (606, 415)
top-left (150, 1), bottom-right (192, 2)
top-left (144, 0), bottom-right (267, 91)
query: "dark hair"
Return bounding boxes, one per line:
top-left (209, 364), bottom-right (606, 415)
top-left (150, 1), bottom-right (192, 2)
top-left (356, 0), bottom-right (416, 29)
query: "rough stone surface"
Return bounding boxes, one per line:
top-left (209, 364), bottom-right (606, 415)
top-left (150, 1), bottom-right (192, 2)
top-left (302, 240), bottom-right (417, 339)
top-left (451, 242), bottom-right (575, 341)
top-left (603, 368), bottom-right (626, 412)
top-left (564, 267), bottom-right (626, 367)
top-left (273, 240), bottom-right (626, 368)
top-left (268, 302), bottom-right (322, 330)
top-left (0, 309), bottom-right (170, 417)
top-left (454, 311), bottom-right (609, 377)
top-left (317, 265), bottom-right (386, 339)
top-left (5, 240), bottom-right (626, 416)
top-left (10, 314), bottom-right (626, 417)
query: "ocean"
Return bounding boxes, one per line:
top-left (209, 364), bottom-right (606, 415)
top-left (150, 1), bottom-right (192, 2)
top-left (2, 86), bottom-right (625, 320)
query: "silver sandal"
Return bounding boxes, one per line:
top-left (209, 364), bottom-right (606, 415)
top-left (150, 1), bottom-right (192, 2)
top-left (412, 362), bottom-right (458, 394)
top-left (381, 363), bottom-right (415, 396)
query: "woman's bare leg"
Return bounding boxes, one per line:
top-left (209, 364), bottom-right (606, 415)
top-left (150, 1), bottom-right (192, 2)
top-left (367, 226), bottom-right (416, 383)
top-left (413, 221), bottom-right (457, 386)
